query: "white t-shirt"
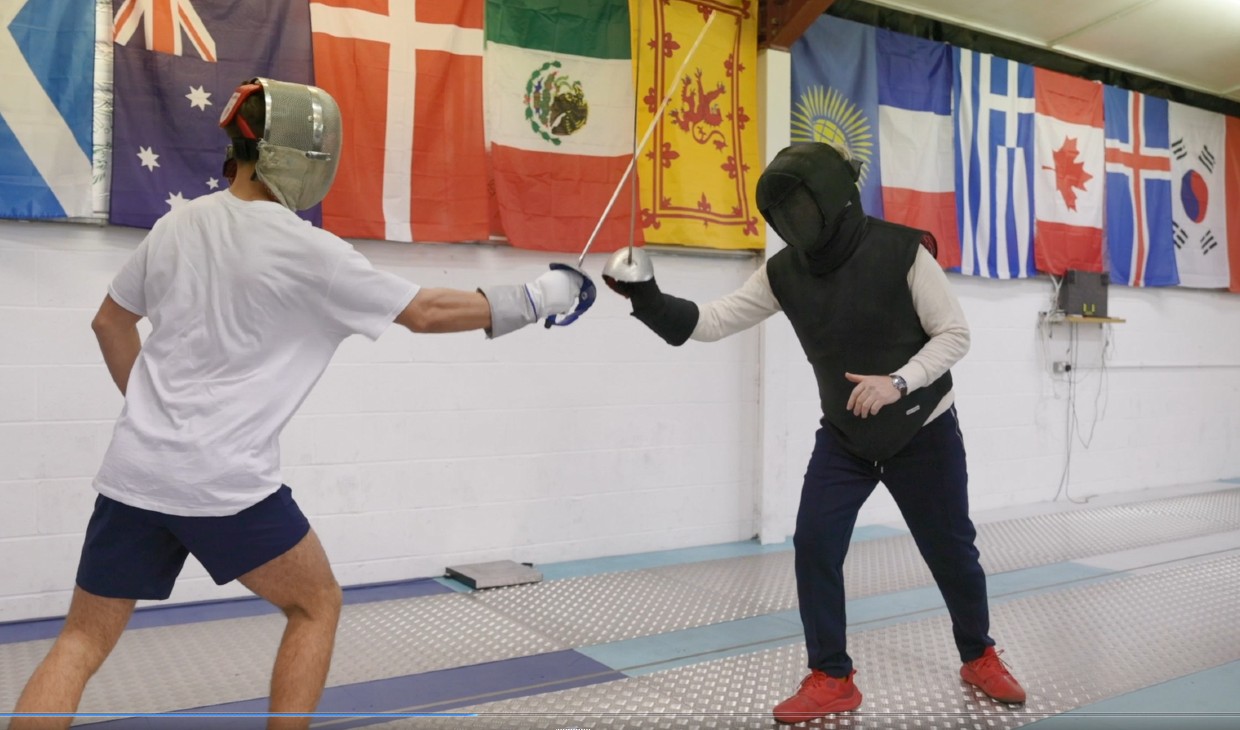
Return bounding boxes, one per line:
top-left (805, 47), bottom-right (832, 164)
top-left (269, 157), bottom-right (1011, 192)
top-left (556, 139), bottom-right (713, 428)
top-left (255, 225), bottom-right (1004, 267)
top-left (94, 191), bottom-right (419, 516)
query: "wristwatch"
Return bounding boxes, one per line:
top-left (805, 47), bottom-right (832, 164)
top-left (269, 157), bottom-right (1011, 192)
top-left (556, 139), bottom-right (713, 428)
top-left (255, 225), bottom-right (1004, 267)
top-left (889, 373), bottom-right (908, 398)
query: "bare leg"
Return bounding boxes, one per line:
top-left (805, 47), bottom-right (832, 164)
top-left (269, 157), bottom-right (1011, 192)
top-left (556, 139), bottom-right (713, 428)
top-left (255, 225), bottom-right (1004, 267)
top-left (11, 587), bottom-right (135, 730)
top-left (238, 529), bottom-right (342, 730)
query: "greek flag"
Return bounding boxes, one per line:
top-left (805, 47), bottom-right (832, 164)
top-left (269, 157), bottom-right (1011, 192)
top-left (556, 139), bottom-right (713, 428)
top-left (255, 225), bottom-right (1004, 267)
top-left (954, 49), bottom-right (1037, 279)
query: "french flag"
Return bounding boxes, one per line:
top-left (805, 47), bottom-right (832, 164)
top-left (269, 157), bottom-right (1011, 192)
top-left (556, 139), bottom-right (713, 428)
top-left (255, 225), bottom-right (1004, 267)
top-left (792, 18), bottom-right (959, 268)
top-left (876, 29), bottom-right (959, 269)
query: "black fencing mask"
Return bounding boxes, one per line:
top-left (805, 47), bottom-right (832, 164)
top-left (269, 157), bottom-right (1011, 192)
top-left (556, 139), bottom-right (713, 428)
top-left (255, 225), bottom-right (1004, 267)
top-left (757, 143), bottom-right (864, 274)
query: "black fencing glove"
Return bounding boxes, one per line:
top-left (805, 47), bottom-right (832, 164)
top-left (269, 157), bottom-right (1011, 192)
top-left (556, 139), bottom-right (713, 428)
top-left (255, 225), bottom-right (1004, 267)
top-left (603, 247), bottom-right (699, 346)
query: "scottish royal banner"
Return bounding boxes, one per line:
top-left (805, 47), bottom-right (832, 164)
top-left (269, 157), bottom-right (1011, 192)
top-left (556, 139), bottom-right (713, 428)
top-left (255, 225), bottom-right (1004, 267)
top-left (634, 0), bottom-right (762, 251)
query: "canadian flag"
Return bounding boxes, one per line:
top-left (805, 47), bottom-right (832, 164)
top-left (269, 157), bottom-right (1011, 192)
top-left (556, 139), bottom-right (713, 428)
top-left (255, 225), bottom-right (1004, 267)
top-left (310, 0), bottom-right (488, 243)
top-left (1033, 68), bottom-right (1105, 276)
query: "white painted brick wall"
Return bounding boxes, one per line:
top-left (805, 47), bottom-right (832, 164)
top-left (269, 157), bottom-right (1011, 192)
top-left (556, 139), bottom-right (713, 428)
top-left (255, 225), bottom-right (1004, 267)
top-left (4, 211), bottom-right (1240, 623)
top-left (4, 49), bottom-right (1236, 626)
top-left (0, 220), bottom-right (761, 621)
top-left (4, 217), bottom-right (1238, 624)
top-left (771, 274), bottom-right (1240, 530)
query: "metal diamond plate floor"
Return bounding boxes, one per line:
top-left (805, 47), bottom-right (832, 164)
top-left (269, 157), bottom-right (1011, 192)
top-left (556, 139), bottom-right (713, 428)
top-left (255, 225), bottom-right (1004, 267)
top-left (360, 554), bottom-right (1240, 729)
top-left (0, 486), bottom-right (1237, 727)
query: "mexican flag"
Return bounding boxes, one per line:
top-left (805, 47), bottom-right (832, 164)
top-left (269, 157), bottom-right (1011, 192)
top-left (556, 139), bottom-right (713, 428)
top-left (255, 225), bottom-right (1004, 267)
top-left (484, 0), bottom-right (642, 253)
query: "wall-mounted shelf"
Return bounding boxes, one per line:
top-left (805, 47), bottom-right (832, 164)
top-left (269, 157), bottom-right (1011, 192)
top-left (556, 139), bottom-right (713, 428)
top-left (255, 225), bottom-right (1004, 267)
top-left (1041, 311), bottom-right (1125, 324)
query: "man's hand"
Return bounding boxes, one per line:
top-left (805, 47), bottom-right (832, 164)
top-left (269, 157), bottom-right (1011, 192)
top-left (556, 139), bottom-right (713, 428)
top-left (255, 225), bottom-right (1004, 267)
top-left (473, 267), bottom-right (589, 338)
top-left (602, 246), bottom-right (654, 301)
top-left (526, 267), bottom-right (585, 318)
top-left (844, 372), bottom-right (901, 419)
top-left (604, 277), bottom-right (661, 310)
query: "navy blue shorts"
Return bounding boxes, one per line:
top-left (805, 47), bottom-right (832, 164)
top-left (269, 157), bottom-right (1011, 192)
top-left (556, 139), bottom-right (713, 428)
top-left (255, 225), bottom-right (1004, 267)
top-left (76, 485), bottom-right (310, 600)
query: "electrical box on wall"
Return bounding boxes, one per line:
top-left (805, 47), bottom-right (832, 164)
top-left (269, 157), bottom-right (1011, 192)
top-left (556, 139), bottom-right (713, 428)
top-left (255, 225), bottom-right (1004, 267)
top-left (1058, 270), bottom-right (1109, 318)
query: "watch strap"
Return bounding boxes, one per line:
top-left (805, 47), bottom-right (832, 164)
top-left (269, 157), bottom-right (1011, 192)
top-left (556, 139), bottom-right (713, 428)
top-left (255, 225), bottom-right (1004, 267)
top-left (890, 373), bottom-right (908, 397)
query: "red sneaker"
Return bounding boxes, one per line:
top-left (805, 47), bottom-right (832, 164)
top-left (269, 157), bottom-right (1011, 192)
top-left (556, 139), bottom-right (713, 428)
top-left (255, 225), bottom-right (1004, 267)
top-left (773, 669), bottom-right (862, 723)
top-left (960, 647), bottom-right (1027, 703)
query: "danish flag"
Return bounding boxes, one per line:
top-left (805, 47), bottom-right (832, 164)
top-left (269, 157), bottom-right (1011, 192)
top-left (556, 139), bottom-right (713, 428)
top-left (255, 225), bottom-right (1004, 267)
top-left (310, 0), bottom-right (488, 243)
top-left (113, 0), bottom-right (217, 62)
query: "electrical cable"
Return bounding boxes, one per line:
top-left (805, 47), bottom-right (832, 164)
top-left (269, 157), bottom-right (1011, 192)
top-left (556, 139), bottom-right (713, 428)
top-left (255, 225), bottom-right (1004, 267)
top-left (1056, 322), bottom-right (1112, 504)
top-left (1073, 324), bottom-right (1110, 450)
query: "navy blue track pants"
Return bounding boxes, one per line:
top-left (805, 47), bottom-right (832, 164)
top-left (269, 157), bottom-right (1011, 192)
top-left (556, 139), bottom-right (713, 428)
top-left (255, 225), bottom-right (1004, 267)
top-left (794, 406), bottom-right (995, 676)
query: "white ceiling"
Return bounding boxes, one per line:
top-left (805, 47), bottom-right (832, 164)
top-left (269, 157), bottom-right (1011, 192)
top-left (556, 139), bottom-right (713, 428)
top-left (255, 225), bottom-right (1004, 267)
top-left (860, 0), bottom-right (1240, 104)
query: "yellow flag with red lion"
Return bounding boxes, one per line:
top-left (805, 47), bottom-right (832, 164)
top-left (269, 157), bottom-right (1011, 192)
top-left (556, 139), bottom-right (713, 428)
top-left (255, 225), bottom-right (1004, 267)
top-left (631, 0), bottom-right (764, 250)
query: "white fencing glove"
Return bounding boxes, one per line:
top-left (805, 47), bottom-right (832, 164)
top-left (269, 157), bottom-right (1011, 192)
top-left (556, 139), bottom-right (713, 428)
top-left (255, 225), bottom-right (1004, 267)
top-left (479, 266), bottom-right (587, 338)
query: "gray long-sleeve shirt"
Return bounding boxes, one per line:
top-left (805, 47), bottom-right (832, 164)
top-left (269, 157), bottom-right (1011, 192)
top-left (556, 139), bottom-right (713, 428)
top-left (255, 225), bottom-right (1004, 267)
top-left (690, 246), bottom-right (970, 424)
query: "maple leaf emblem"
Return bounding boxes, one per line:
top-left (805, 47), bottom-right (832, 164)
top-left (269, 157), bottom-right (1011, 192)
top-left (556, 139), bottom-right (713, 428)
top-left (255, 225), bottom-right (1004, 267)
top-left (1048, 137), bottom-right (1093, 210)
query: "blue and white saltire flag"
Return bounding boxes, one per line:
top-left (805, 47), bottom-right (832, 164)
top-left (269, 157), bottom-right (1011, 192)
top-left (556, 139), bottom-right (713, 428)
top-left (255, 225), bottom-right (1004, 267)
top-left (0, 0), bottom-right (95, 219)
top-left (954, 49), bottom-right (1037, 279)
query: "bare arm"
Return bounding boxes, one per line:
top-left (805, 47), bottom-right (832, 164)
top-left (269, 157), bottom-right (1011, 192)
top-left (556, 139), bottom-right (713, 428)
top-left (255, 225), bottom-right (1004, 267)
top-left (394, 288), bottom-right (492, 334)
top-left (392, 269), bottom-right (583, 338)
top-left (92, 295), bottom-right (143, 396)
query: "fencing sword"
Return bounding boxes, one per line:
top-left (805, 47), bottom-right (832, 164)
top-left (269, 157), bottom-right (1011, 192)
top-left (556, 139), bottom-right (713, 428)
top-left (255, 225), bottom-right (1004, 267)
top-left (546, 8), bottom-right (719, 326)
top-left (583, 8), bottom-right (717, 268)
top-left (626, 0), bottom-right (643, 269)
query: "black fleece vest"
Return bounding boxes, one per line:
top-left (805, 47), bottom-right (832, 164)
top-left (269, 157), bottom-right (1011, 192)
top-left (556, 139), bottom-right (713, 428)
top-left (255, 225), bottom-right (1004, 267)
top-left (767, 218), bottom-right (952, 462)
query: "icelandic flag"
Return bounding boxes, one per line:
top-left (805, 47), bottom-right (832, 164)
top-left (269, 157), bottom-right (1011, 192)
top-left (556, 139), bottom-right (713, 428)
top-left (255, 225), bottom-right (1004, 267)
top-left (790, 16), bottom-right (883, 219)
top-left (1103, 87), bottom-right (1177, 287)
top-left (1169, 101), bottom-right (1231, 289)
top-left (0, 0), bottom-right (95, 219)
top-left (876, 29), bottom-right (958, 269)
top-left (109, 0), bottom-right (315, 229)
top-left (954, 49), bottom-right (1037, 279)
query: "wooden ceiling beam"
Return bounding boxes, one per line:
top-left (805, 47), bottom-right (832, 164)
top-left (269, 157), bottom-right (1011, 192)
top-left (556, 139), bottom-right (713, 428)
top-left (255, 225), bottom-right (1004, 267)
top-left (760, 0), bottom-right (836, 51)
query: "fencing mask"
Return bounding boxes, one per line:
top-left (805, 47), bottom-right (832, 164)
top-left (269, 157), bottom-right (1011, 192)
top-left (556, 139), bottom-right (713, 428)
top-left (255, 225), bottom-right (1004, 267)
top-left (755, 142), bottom-right (864, 271)
top-left (219, 77), bottom-right (343, 211)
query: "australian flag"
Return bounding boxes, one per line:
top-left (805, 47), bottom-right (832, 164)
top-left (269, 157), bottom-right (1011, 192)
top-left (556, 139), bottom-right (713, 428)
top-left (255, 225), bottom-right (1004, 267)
top-left (109, 0), bottom-right (315, 229)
